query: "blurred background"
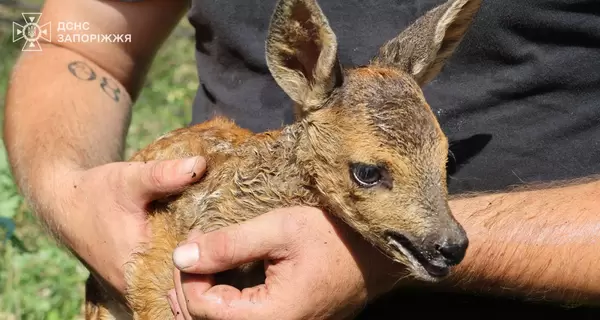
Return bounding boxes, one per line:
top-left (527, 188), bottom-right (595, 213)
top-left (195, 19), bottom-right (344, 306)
top-left (0, 1), bottom-right (199, 319)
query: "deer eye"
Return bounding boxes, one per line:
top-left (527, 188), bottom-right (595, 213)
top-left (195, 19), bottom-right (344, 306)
top-left (350, 163), bottom-right (383, 187)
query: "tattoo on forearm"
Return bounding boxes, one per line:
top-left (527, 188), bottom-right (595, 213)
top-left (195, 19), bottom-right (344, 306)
top-left (67, 61), bottom-right (121, 102)
top-left (68, 61), bottom-right (97, 81)
top-left (100, 77), bottom-right (121, 103)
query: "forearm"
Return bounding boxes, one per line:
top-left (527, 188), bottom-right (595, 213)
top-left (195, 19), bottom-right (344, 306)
top-left (3, 44), bottom-right (133, 235)
top-left (445, 177), bottom-right (600, 305)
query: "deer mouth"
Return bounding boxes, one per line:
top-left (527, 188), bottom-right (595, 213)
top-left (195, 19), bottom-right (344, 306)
top-left (385, 231), bottom-right (450, 281)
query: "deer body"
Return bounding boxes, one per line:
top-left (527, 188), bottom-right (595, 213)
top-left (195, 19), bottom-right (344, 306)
top-left (131, 117), bottom-right (317, 235)
top-left (126, 117), bottom-right (321, 319)
top-left (84, 0), bottom-right (482, 319)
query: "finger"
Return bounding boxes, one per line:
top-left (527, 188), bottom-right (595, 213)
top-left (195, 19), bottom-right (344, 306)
top-left (171, 267), bottom-right (217, 320)
top-left (186, 284), bottom-right (260, 320)
top-left (167, 287), bottom-right (187, 320)
top-left (171, 210), bottom-right (296, 274)
top-left (174, 264), bottom-right (219, 319)
top-left (180, 271), bottom-right (220, 319)
top-left (125, 156), bottom-right (207, 202)
top-left (183, 276), bottom-right (284, 319)
top-left (177, 257), bottom-right (271, 319)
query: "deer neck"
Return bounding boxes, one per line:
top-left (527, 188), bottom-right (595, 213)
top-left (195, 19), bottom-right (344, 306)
top-left (206, 123), bottom-right (321, 220)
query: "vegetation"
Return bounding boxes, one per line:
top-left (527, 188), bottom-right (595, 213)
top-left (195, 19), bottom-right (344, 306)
top-left (0, 5), bottom-right (198, 319)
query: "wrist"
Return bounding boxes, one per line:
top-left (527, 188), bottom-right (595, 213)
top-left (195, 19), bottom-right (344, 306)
top-left (16, 159), bottom-right (85, 246)
top-left (28, 164), bottom-right (126, 287)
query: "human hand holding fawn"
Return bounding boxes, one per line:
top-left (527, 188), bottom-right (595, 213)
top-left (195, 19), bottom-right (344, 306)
top-left (167, 206), bottom-right (403, 320)
top-left (63, 157), bottom-right (206, 295)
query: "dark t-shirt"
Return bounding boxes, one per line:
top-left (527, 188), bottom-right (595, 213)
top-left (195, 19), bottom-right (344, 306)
top-left (187, 0), bottom-right (600, 316)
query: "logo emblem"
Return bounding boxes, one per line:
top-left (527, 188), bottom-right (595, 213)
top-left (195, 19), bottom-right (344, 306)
top-left (13, 13), bottom-right (51, 52)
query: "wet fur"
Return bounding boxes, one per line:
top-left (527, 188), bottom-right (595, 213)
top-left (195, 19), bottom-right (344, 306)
top-left (84, 0), bottom-right (482, 319)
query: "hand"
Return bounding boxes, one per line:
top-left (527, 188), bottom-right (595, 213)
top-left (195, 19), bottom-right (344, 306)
top-left (166, 206), bottom-right (404, 320)
top-left (58, 156), bottom-right (206, 295)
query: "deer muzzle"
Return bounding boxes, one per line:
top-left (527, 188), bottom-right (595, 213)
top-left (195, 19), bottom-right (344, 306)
top-left (385, 218), bottom-right (469, 281)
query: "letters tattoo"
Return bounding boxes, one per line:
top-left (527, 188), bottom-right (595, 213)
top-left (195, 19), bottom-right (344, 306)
top-left (67, 61), bottom-right (121, 102)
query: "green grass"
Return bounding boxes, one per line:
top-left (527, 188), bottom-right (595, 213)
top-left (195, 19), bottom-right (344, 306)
top-left (0, 10), bottom-right (198, 320)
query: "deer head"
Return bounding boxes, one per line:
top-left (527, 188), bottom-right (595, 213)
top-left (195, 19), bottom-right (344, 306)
top-left (265, 0), bottom-right (481, 282)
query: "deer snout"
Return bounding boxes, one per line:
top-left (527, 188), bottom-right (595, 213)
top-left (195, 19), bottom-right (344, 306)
top-left (424, 226), bottom-right (469, 267)
top-left (385, 215), bottom-right (469, 280)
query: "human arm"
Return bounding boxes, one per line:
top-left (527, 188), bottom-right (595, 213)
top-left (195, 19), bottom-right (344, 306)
top-left (444, 176), bottom-right (600, 305)
top-left (166, 177), bottom-right (600, 319)
top-left (3, 0), bottom-right (195, 294)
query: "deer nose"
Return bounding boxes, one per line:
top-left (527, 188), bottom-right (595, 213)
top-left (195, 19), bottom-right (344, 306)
top-left (435, 235), bottom-right (468, 266)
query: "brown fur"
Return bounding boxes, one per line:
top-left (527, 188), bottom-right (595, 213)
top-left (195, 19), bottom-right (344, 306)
top-left (84, 0), bottom-right (483, 319)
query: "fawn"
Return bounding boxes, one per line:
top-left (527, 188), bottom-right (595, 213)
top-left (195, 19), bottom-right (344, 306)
top-left (85, 0), bottom-right (482, 318)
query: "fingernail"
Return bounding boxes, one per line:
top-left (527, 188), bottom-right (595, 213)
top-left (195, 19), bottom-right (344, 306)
top-left (180, 156), bottom-right (199, 176)
top-left (173, 243), bottom-right (199, 269)
top-left (167, 289), bottom-right (181, 316)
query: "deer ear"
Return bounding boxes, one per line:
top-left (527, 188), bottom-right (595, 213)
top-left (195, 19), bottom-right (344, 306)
top-left (266, 0), bottom-right (343, 117)
top-left (372, 0), bottom-right (482, 86)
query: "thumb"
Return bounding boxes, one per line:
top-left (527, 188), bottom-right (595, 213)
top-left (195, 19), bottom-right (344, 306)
top-left (126, 156), bottom-right (207, 203)
top-left (172, 210), bottom-right (296, 274)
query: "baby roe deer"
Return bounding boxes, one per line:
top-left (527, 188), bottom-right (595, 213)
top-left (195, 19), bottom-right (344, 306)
top-left (85, 0), bottom-right (482, 318)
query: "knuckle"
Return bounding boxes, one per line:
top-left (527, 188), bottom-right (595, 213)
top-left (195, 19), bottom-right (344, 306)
top-left (113, 165), bottom-right (135, 199)
top-left (110, 164), bottom-right (142, 211)
top-left (109, 164), bottom-right (127, 190)
top-left (147, 161), bottom-right (168, 190)
top-left (185, 302), bottom-right (206, 319)
top-left (277, 210), bottom-right (310, 250)
top-left (184, 292), bottom-right (209, 319)
top-left (188, 305), bottom-right (226, 320)
top-left (206, 230), bottom-right (238, 266)
top-left (280, 209), bottom-right (308, 238)
top-left (188, 308), bottom-right (225, 320)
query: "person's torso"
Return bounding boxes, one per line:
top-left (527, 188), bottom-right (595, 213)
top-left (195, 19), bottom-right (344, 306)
top-left (187, 0), bottom-right (600, 315)
top-left (188, 0), bottom-right (600, 196)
